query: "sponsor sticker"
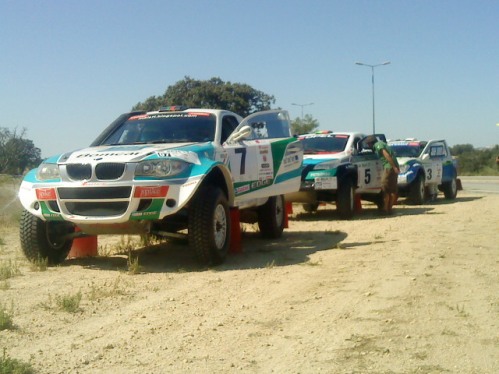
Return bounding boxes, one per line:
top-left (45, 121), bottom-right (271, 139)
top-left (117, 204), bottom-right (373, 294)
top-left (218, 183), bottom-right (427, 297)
top-left (235, 185), bottom-right (250, 194)
top-left (36, 188), bottom-right (57, 200)
top-left (314, 177), bottom-right (337, 190)
top-left (134, 186), bottom-right (169, 198)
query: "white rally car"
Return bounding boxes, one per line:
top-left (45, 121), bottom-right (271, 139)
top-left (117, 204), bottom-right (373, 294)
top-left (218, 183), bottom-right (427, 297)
top-left (18, 107), bottom-right (303, 266)
top-left (286, 131), bottom-right (385, 218)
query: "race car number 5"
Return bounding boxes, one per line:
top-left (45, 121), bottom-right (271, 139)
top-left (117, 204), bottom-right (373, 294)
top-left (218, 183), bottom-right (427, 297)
top-left (364, 168), bottom-right (371, 184)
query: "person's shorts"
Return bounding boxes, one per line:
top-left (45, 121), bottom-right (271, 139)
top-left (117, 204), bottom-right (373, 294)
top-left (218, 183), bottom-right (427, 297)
top-left (382, 168), bottom-right (398, 194)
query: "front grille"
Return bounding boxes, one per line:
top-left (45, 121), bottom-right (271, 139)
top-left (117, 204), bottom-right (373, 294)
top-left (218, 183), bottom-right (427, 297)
top-left (65, 202), bottom-right (128, 216)
top-left (95, 163), bottom-right (126, 180)
top-left (67, 164), bottom-right (92, 180)
top-left (65, 162), bottom-right (126, 181)
top-left (58, 187), bottom-right (132, 199)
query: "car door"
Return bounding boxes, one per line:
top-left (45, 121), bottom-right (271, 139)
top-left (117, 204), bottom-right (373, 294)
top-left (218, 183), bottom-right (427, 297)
top-left (354, 135), bottom-right (384, 192)
top-left (223, 110), bottom-right (302, 201)
top-left (354, 154), bottom-right (383, 192)
top-left (422, 142), bottom-right (444, 185)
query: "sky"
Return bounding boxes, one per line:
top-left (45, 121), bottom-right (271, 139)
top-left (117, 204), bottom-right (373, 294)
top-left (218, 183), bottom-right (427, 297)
top-left (1, 0), bottom-right (498, 158)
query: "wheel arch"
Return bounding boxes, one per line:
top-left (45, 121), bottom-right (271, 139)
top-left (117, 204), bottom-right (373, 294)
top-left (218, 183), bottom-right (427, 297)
top-left (337, 164), bottom-right (358, 187)
top-left (198, 165), bottom-right (235, 206)
top-left (408, 164), bottom-right (426, 185)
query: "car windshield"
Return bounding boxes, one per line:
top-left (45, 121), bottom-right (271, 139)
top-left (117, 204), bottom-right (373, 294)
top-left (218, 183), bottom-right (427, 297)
top-left (102, 112), bottom-right (216, 145)
top-left (300, 135), bottom-right (349, 154)
top-left (390, 144), bottom-right (424, 158)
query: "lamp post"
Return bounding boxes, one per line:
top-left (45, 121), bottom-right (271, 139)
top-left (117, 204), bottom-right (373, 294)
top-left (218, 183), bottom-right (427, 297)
top-left (355, 61), bottom-right (390, 134)
top-left (291, 102), bottom-right (314, 119)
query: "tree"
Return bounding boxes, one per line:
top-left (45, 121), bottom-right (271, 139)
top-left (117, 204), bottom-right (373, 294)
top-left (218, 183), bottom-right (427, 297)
top-left (290, 114), bottom-right (320, 136)
top-left (450, 144), bottom-right (474, 156)
top-left (450, 144), bottom-right (499, 176)
top-left (132, 76), bottom-right (276, 117)
top-left (0, 127), bottom-right (42, 175)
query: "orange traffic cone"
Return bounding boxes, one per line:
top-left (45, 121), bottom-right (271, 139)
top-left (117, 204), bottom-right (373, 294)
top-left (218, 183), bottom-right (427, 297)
top-left (68, 228), bottom-right (98, 258)
top-left (229, 207), bottom-right (242, 253)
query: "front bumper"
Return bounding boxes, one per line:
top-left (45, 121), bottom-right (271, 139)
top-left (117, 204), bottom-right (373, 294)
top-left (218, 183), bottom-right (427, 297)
top-left (19, 177), bottom-right (200, 225)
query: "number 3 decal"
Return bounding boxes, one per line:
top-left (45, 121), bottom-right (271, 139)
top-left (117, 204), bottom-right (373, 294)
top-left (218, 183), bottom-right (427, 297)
top-left (427, 168), bottom-right (432, 180)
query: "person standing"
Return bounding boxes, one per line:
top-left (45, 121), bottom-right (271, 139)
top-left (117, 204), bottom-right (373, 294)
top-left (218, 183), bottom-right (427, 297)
top-left (366, 136), bottom-right (400, 214)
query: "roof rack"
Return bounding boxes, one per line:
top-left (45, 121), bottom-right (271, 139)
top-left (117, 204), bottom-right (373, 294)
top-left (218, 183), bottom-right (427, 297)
top-left (158, 105), bottom-right (189, 112)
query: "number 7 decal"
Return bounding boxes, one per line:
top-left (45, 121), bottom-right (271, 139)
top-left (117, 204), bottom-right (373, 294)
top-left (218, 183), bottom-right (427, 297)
top-left (235, 148), bottom-right (247, 175)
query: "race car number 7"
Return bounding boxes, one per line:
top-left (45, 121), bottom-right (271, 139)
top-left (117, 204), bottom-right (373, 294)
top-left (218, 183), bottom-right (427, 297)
top-left (235, 148), bottom-right (247, 175)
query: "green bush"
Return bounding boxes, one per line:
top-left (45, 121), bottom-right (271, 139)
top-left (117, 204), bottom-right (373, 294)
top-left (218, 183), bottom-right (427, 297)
top-left (451, 144), bottom-right (499, 176)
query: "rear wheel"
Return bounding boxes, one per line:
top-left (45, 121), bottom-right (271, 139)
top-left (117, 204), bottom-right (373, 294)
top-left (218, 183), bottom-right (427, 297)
top-left (409, 174), bottom-right (426, 204)
top-left (258, 195), bottom-right (285, 239)
top-left (19, 209), bottom-right (74, 265)
top-left (189, 186), bottom-right (230, 266)
top-left (337, 178), bottom-right (355, 219)
top-left (443, 176), bottom-right (458, 200)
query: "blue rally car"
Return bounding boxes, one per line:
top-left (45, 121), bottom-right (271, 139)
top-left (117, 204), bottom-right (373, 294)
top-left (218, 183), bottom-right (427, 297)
top-left (18, 107), bottom-right (303, 266)
top-left (388, 139), bottom-right (459, 204)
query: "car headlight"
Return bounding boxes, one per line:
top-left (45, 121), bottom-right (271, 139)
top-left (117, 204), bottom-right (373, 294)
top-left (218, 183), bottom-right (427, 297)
top-left (399, 164), bottom-right (409, 173)
top-left (36, 163), bottom-right (60, 180)
top-left (135, 160), bottom-right (189, 178)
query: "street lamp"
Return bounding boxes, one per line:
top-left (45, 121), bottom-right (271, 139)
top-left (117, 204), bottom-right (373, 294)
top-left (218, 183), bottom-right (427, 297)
top-left (291, 102), bottom-right (314, 119)
top-left (355, 61), bottom-right (391, 134)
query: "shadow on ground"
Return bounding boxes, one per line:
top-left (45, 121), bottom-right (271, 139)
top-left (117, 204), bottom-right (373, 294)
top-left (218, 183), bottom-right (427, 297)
top-left (65, 229), bottom-right (349, 274)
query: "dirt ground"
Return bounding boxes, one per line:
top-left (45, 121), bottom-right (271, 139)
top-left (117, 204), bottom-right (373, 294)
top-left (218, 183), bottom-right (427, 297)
top-left (0, 184), bottom-right (498, 373)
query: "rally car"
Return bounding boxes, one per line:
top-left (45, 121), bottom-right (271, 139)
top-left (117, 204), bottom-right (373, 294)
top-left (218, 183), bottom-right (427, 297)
top-left (285, 131), bottom-right (385, 219)
top-left (18, 107), bottom-right (303, 266)
top-left (388, 138), bottom-right (459, 204)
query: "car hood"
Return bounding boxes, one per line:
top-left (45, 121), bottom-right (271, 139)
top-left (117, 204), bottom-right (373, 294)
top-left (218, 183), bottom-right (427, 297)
top-left (53, 143), bottom-right (203, 165)
top-left (397, 157), bottom-right (421, 166)
top-left (302, 153), bottom-right (346, 166)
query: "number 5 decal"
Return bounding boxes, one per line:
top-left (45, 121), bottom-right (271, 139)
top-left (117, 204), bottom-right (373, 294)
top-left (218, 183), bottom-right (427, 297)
top-left (235, 148), bottom-right (247, 175)
top-left (364, 168), bottom-right (371, 184)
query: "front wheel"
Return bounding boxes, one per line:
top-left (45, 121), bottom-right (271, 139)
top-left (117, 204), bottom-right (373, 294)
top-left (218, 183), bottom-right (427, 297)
top-left (19, 209), bottom-right (74, 265)
top-left (258, 195), bottom-right (285, 239)
top-left (189, 186), bottom-right (230, 266)
top-left (409, 174), bottom-right (425, 204)
top-left (337, 178), bottom-right (355, 219)
top-left (443, 176), bottom-right (458, 200)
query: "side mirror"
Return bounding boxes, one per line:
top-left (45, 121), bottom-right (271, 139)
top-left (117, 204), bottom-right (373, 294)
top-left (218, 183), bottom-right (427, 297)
top-left (226, 125), bottom-right (252, 143)
top-left (422, 153), bottom-right (430, 160)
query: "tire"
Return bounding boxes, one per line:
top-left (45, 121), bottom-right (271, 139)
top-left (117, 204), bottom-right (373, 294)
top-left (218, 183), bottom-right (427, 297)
top-left (443, 175), bottom-right (458, 200)
top-left (337, 178), bottom-right (355, 219)
top-left (409, 174), bottom-right (426, 204)
top-left (303, 203), bottom-right (319, 213)
top-left (375, 192), bottom-right (385, 211)
top-left (258, 195), bottom-right (285, 239)
top-left (19, 209), bottom-right (74, 265)
top-left (189, 186), bottom-right (230, 266)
